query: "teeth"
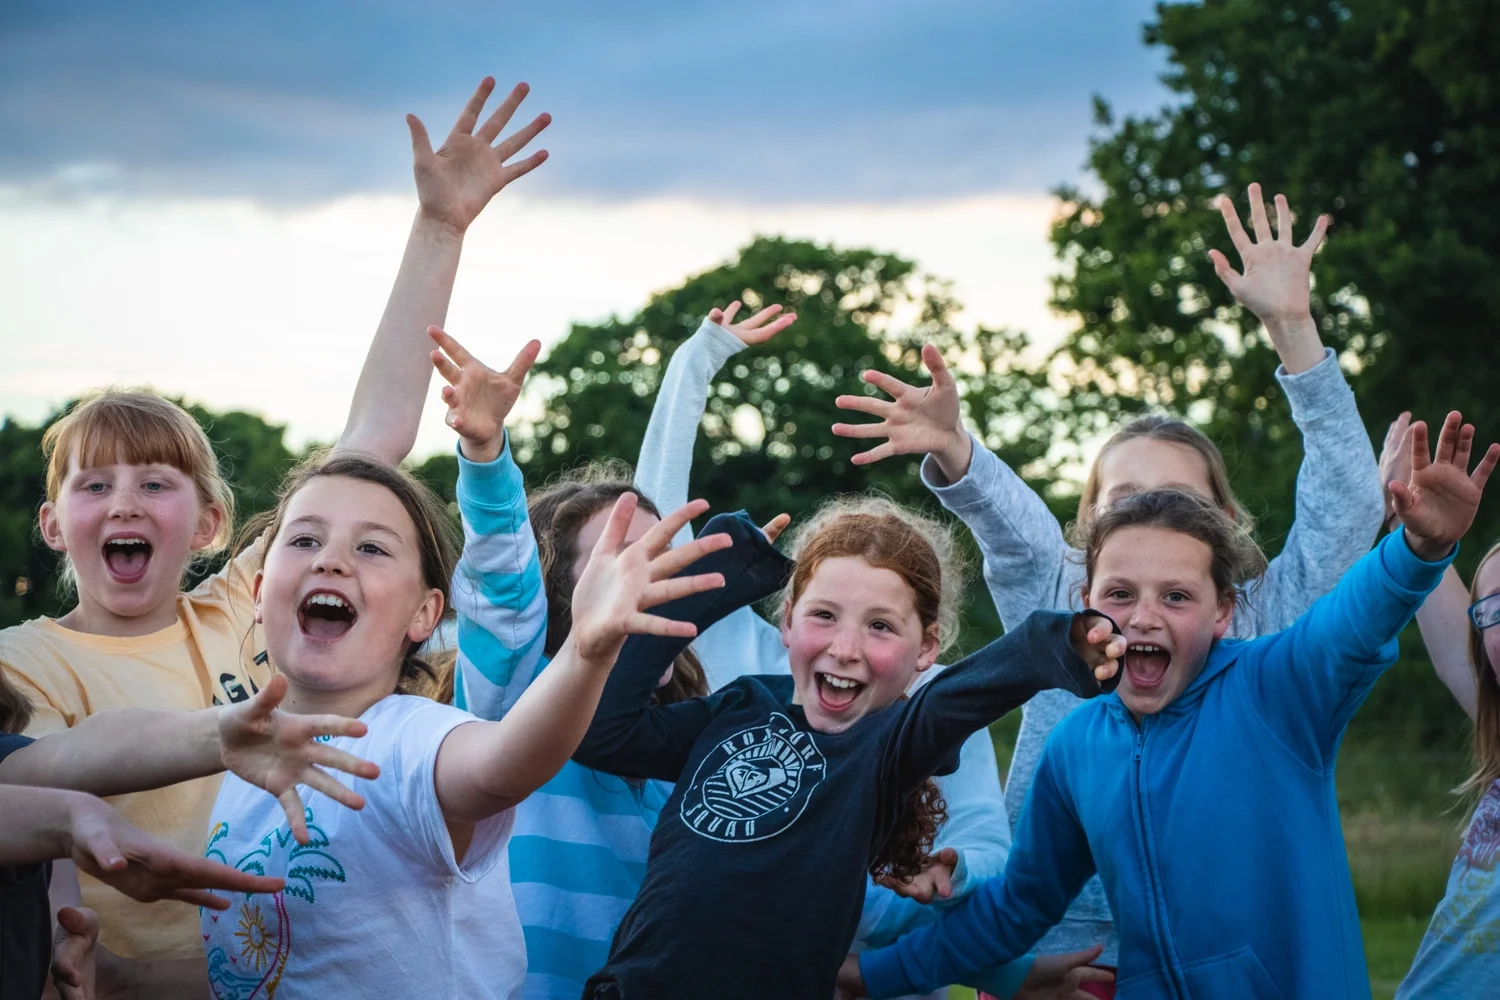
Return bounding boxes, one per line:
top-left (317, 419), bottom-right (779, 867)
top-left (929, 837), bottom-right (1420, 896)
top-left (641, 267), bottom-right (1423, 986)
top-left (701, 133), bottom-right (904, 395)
top-left (1128, 644), bottom-right (1164, 653)
top-left (106, 538), bottom-right (148, 549)
top-left (822, 675), bottom-right (860, 690)
top-left (306, 594), bottom-right (348, 609)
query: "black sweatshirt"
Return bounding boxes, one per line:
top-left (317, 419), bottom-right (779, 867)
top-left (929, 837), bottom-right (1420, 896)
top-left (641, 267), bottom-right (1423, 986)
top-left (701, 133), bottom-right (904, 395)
top-left (0, 733), bottom-right (48, 1000)
top-left (573, 513), bottom-right (1108, 1000)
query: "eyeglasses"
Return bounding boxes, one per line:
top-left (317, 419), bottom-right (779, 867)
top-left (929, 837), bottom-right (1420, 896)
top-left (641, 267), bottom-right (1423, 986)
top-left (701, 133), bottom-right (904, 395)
top-left (1469, 594), bottom-right (1500, 631)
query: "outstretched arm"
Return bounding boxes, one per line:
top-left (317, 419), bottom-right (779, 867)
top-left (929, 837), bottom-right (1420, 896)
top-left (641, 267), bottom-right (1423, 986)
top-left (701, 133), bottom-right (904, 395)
top-left (434, 496), bottom-right (730, 823)
top-left (1415, 565), bottom-right (1480, 719)
top-left (0, 675), bottom-right (377, 844)
top-left (337, 77), bottom-right (550, 463)
top-left (636, 300), bottom-right (795, 546)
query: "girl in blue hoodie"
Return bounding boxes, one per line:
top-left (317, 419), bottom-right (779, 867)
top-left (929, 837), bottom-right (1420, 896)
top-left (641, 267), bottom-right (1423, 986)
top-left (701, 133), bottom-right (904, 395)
top-left (840, 411), bottom-right (1498, 1000)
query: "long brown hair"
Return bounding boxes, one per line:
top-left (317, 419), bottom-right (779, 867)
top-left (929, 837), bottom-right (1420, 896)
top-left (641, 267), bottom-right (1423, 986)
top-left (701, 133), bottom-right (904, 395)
top-left (780, 496), bottom-right (965, 881)
top-left (528, 463), bottom-right (707, 705)
top-left (1075, 489), bottom-right (1267, 605)
top-left (238, 452), bottom-right (458, 696)
top-left (1078, 414), bottom-right (1255, 536)
top-left (1459, 542), bottom-right (1500, 805)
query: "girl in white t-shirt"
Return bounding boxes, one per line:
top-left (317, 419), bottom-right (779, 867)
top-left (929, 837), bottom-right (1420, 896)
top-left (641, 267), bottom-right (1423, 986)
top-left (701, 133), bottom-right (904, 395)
top-left (200, 452), bottom-right (729, 1000)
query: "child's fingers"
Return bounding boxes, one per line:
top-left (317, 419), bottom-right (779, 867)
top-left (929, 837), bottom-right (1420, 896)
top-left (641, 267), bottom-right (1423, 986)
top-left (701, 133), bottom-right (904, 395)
top-left (451, 76), bottom-right (497, 138)
top-left (641, 572), bottom-right (726, 609)
top-left (172, 854), bottom-right (283, 897)
top-left (861, 369), bottom-right (913, 399)
top-left (1272, 192), bottom-right (1293, 242)
top-left (1247, 182), bottom-right (1272, 243)
top-left (279, 790), bottom-right (311, 845)
top-left (1454, 423), bottom-right (1476, 472)
top-left (741, 303), bottom-right (784, 328)
top-left (850, 442), bottom-right (897, 466)
top-left (476, 81), bottom-right (532, 144)
top-left (708, 308), bottom-right (724, 324)
top-left (298, 768), bottom-right (366, 812)
top-left (79, 826), bottom-right (126, 873)
top-left (498, 148), bottom-right (549, 186)
top-left (622, 613), bottom-right (699, 639)
top-left (637, 498), bottom-right (711, 554)
top-left (834, 393), bottom-right (894, 417)
top-left (241, 673), bottom-right (288, 721)
top-left (1470, 443), bottom-right (1500, 492)
top-left (294, 714), bottom-right (368, 744)
top-left (428, 326), bottom-right (477, 367)
top-left (494, 111), bottom-right (552, 161)
top-left (432, 350), bottom-right (464, 386)
top-left (1207, 248), bottom-right (1242, 293)
top-left (306, 741), bottom-right (380, 781)
top-left (1408, 420), bottom-right (1431, 473)
top-left (921, 344), bottom-right (955, 388)
top-left (1434, 411), bottom-right (1463, 465)
top-left (719, 302), bottom-right (742, 326)
top-left (1085, 621), bottom-right (1112, 645)
top-left (594, 492), bottom-right (642, 555)
top-left (505, 339), bottom-right (543, 381)
top-left (173, 887), bottom-right (233, 910)
top-left (1300, 213), bottom-right (1331, 256)
top-left (406, 114), bottom-right (434, 159)
top-left (830, 420), bottom-right (891, 440)
top-left (647, 532), bottom-right (732, 581)
top-left (761, 513), bottom-right (792, 544)
top-left (1216, 193), bottom-right (1253, 258)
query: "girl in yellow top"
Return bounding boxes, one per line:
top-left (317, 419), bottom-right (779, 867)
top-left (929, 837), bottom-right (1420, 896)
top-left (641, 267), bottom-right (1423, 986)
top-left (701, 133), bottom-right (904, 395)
top-left (1, 74), bottom-right (551, 960)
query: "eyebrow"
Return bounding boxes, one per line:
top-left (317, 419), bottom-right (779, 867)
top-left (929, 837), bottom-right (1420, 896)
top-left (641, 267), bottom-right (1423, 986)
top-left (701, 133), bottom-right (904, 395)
top-left (806, 597), bottom-right (909, 618)
top-left (285, 515), bottom-right (404, 540)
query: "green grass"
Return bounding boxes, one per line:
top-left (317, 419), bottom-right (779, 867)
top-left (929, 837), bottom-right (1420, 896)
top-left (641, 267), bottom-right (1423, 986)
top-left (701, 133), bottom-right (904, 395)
top-left (1363, 916), bottom-right (1431, 1000)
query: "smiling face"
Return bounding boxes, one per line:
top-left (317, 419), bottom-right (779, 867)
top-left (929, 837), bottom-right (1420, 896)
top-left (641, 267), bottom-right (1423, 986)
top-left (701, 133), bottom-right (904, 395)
top-left (39, 455), bottom-right (223, 634)
top-left (1094, 437), bottom-right (1217, 511)
top-left (255, 475), bottom-right (443, 711)
top-left (780, 555), bottom-right (940, 734)
top-left (1085, 525), bottom-right (1234, 718)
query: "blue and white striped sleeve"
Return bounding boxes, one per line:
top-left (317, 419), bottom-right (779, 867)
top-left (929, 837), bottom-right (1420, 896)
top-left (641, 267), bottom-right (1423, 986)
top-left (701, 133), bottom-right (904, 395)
top-left (450, 434), bottom-right (551, 721)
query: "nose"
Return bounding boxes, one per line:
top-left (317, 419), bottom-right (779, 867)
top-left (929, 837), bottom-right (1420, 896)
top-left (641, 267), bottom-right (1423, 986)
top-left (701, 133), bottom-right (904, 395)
top-left (310, 544), bottom-right (352, 577)
top-left (107, 489), bottom-right (143, 519)
top-left (826, 624), bottom-right (863, 665)
top-left (1127, 600), bottom-right (1166, 632)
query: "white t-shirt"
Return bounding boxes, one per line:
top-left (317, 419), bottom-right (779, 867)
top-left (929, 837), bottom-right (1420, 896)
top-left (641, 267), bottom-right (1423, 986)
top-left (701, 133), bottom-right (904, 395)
top-left (201, 695), bottom-right (524, 1000)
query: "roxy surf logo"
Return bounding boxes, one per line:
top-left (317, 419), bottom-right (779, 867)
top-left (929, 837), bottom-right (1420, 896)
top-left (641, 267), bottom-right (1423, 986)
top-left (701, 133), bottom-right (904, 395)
top-left (680, 712), bottom-right (825, 842)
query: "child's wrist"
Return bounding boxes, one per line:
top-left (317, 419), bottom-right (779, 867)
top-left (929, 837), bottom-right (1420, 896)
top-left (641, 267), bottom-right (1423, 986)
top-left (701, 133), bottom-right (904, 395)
top-left (1405, 531), bottom-right (1455, 563)
top-left (932, 429), bottom-right (974, 483)
top-left (412, 210), bottom-right (467, 245)
top-left (458, 437), bottom-right (504, 465)
top-left (1261, 313), bottom-right (1323, 374)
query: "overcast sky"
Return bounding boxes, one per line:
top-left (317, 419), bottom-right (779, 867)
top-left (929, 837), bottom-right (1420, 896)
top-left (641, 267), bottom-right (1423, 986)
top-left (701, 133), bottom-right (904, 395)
top-left (1, 0), bottom-right (1171, 456)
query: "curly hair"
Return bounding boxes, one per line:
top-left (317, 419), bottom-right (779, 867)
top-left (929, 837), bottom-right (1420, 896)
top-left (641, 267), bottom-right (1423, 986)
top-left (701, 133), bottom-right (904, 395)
top-left (778, 495), bottom-right (966, 880)
top-left (528, 462), bottom-right (707, 705)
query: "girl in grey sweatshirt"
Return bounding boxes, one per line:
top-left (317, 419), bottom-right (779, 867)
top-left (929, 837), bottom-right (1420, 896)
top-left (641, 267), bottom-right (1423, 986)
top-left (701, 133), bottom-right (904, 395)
top-left (830, 184), bottom-right (1386, 965)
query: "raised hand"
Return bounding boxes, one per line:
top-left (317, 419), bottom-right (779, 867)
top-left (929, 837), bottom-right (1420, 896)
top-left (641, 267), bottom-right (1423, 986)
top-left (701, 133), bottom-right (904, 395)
top-left (1015, 945), bottom-right (1115, 1000)
top-left (877, 846), bottom-right (958, 903)
top-left (66, 797), bottom-right (284, 909)
top-left (709, 301), bottom-right (798, 346)
top-left (1389, 411), bottom-right (1500, 561)
top-left (567, 495), bottom-right (732, 663)
top-left (1208, 183), bottom-right (1329, 374)
top-left (1072, 615), bottom-right (1126, 688)
top-left (832, 345), bottom-right (973, 481)
top-left (761, 512), bottom-right (792, 545)
top-left (430, 326), bottom-right (541, 464)
top-left (407, 77), bottom-right (551, 236)
top-left (217, 674), bottom-right (381, 844)
top-left (1379, 411), bottom-right (1414, 532)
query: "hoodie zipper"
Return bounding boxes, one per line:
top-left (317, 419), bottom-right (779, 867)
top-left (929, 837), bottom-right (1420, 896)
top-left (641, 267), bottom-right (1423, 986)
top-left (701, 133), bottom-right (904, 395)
top-left (1129, 712), bottom-right (1187, 998)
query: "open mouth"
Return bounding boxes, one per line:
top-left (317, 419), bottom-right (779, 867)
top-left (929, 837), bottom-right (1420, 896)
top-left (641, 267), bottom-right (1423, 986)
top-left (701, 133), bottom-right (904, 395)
top-left (298, 590), bottom-right (358, 641)
top-left (102, 535), bottom-right (152, 584)
top-left (1125, 643), bottom-right (1171, 689)
top-left (814, 671), bottom-right (865, 713)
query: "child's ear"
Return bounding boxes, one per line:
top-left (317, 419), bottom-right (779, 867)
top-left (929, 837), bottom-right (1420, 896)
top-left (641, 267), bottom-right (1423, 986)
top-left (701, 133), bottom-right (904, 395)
top-left (1213, 590), bottom-right (1235, 639)
top-left (38, 502), bottom-right (66, 553)
top-left (192, 503), bottom-right (226, 551)
top-left (914, 622), bottom-right (942, 673)
top-left (408, 589), bottom-right (446, 645)
top-left (779, 602), bottom-right (793, 649)
top-left (251, 571), bottom-right (265, 625)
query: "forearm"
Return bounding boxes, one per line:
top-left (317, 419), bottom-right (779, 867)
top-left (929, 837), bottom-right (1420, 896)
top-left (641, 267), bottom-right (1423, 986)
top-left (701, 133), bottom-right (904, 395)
top-left (337, 214), bottom-right (464, 463)
top-left (635, 319), bottom-right (745, 544)
top-left (437, 638), bottom-right (615, 821)
top-left (1, 709), bottom-right (220, 795)
top-left (1263, 313), bottom-right (1325, 375)
top-left (0, 784), bottom-right (79, 864)
top-left (1416, 565), bottom-right (1479, 718)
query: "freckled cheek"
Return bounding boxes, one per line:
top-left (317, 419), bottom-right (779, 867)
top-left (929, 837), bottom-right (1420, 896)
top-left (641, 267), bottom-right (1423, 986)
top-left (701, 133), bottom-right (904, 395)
top-left (862, 641), bottom-right (912, 686)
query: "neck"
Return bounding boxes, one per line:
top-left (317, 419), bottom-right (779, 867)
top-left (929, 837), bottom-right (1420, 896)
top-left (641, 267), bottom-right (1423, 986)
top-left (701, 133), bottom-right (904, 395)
top-left (280, 674), bottom-right (398, 720)
top-left (56, 592), bottom-right (180, 638)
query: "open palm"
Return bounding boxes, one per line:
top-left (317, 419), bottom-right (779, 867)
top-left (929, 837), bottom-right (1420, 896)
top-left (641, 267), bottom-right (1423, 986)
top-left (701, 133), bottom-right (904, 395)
top-left (1208, 182), bottom-right (1328, 326)
top-left (1390, 411), bottom-right (1499, 561)
top-left (408, 77), bottom-right (551, 235)
top-left (430, 326), bottom-right (541, 464)
top-left (832, 344), bottom-right (965, 466)
top-left (709, 300), bottom-right (798, 346)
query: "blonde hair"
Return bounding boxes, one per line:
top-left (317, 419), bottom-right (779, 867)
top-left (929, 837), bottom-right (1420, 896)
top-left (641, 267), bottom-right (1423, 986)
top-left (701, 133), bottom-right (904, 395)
top-left (1459, 542), bottom-right (1500, 804)
top-left (1078, 414), bottom-right (1255, 536)
top-left (42, 390), bottom-right (236, 567)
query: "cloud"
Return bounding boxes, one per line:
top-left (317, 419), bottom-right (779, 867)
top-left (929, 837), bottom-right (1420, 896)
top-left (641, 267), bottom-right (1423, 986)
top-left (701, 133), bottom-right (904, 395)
top-left (1, 0), bottom-right (1169, 202)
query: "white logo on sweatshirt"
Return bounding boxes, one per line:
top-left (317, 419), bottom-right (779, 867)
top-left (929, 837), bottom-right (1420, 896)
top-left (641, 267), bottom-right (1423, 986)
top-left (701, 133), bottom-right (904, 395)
top-left (679, 712), bottom-right (825, 842)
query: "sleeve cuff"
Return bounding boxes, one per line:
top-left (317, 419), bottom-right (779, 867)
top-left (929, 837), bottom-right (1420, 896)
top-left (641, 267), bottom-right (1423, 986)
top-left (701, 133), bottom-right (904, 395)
top-left (860, 946), bottom-right (919, 999)
top-left (1275, 347), bottom-right (1354, 424)
top-left (921, 434), bottom-right (1000, 509)
top-left (693, 318), bottom-right (748, 369)
top-left (1383, 526), bottom-right (1459, 588)
top-left (455, 432), bottom-right (524, 508)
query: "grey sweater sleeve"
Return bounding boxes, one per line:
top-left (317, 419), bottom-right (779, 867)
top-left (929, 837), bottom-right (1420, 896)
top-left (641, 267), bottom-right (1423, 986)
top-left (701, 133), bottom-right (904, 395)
top-left (634, 318), bottom-right (746, 548)
top-left (1234, 347), bottom-right (1385, 636)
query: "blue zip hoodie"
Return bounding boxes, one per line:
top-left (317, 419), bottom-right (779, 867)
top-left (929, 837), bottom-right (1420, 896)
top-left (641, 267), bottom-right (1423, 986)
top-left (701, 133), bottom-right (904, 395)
top-left (859, 527), bottom-right (1453, 999)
